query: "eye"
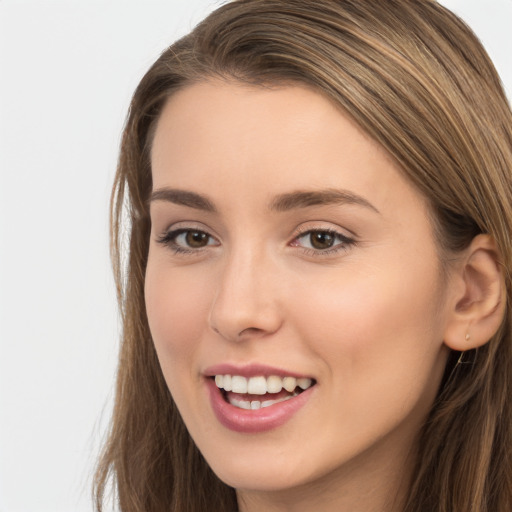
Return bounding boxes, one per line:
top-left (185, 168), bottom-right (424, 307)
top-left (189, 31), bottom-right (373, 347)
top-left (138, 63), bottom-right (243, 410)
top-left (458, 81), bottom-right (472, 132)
top-left (157, 228), bottom-right (219, 253)
top-left (176, 230), bottom-right (213, 248)
top-left (291, 229), bottom-right (355, 253)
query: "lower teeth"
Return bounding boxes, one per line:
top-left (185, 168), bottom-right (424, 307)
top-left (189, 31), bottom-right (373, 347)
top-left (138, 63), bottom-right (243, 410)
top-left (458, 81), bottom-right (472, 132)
top-left (229, 391), bottom-right (300, 410)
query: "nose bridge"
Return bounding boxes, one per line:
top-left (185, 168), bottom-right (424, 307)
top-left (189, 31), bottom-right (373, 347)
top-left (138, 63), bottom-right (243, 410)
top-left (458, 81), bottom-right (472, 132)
top-left (209, 242), bottom-right (281, 341)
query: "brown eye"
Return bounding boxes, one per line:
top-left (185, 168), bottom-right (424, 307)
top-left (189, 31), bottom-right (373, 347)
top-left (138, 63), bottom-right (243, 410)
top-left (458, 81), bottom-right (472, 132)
top-left (185, 230), bottom-right (210, 248)
top-left (291, 228), bottom-right (355, 255)
top-left (309, 231), bottom-right (335, 250)
top-left (157, 228), bottom-right (218, 252)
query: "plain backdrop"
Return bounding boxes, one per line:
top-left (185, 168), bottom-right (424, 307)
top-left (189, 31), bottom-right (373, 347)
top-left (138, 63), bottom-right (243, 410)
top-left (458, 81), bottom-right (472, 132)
top-left (0, 1), bottom-right (510, 511)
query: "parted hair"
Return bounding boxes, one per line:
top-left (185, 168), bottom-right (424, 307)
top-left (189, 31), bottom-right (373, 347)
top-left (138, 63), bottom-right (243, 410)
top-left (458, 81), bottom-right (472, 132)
top-left (94, 1), bottom-right (512, 511)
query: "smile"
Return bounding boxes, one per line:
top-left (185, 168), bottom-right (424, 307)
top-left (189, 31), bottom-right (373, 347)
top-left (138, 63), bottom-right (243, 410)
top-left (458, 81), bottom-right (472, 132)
top-left (205, 368), bottom-right (316, 433)
top-left (214, 374), bottom-right (314, 410)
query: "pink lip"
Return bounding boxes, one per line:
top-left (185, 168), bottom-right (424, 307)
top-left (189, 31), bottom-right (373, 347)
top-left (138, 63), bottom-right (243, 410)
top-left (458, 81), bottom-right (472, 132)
top-left (203, 363), bottom-right (312, 379)
top-left (205, 376), bottom-right (315, 434)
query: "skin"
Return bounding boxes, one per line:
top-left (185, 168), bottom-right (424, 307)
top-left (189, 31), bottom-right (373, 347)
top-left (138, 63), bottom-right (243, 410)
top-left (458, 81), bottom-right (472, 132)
top-left (145, 81), bottom-right (455, 512)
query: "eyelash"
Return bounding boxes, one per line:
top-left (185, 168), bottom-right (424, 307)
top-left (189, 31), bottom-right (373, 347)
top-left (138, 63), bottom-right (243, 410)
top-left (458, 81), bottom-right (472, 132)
top-left (156, 227), bottom-right (356, 257)
top-left (156, 228), bottom-right (219, 254)
top-left (291, 228), bottom-right (356, 256)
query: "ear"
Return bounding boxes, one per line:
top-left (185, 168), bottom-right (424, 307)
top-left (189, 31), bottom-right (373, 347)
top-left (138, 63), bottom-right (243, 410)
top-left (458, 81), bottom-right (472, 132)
top-left (443, 234), bottom-right (506, 351)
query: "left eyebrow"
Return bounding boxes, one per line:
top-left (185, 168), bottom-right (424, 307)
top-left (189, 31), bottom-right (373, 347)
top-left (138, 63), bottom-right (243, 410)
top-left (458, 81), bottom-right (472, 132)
top-left (149, 187), bottom-right (217, 212)
top-left (269, 188), bottom-right (380, 214)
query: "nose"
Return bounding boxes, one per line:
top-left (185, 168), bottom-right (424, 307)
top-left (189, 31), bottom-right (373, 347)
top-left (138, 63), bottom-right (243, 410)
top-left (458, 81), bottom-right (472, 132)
top-left (208, 247), bottom-right (283, 343)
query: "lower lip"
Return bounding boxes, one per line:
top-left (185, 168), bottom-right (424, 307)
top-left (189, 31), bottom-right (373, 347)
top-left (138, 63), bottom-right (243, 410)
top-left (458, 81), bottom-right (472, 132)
top-left (206, 379), bottom-right (314, 433)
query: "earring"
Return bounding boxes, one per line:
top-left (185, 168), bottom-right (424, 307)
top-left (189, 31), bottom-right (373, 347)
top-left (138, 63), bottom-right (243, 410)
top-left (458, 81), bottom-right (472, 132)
top-left (456, 331), bottom-right (473, 366)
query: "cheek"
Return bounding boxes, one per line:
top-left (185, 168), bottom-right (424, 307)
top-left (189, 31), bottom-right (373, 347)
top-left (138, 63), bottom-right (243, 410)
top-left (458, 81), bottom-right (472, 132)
top-left (291, 259), bottom-right (446, 392)
top-left (285, 261), bottom-right (448, 459)
top-left (144, 258), bottom-right (213, 371)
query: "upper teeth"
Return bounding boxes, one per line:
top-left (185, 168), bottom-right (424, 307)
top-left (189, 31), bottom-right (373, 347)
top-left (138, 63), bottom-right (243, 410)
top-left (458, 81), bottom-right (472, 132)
top-left (214, 375), bottom-right (313, 394)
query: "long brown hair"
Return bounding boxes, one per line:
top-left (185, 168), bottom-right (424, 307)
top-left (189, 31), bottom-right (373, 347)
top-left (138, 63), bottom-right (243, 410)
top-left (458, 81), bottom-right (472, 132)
top-left (94, 1), bottom-right (512, 510)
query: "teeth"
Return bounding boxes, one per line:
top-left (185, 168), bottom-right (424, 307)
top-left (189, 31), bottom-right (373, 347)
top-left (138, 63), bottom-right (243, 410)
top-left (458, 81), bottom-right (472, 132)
top-left (223, 374), bottom-right (232, 392)
top-left (229, 391), bottom-right (300, 410)
top-left (214, 374), bottom-right (314, 394)
top-left (297, 378), bottom-right (312, 390)
top-left (282, 376), bottom-right (297, 392)
top-left (247, 376), bottom-right (267, 395)
top-left (266, 375), bottom-right (283, 393)
top-left (230, 397), bottom-right (251, 410)
top-left (231, 375), bottom-right (248, 394)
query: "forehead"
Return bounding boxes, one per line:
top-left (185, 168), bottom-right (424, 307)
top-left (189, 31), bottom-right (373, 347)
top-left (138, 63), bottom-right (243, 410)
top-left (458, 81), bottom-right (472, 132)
top-left (150, 80), bottom-right (428, 218)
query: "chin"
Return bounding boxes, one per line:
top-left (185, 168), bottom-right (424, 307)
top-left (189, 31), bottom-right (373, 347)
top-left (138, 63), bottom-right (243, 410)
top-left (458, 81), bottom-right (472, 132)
top-left (212, 460), bottom-right (314, 493)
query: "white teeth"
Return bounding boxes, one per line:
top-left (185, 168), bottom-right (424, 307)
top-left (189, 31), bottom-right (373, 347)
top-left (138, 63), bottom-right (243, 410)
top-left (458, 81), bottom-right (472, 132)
top-left (297, 378), bottom-right (312, 390)
top-left (247, 376), bottom-right (267, 395)
top-left (223, 374), bottom-right (232, 391)
top-left (229, 391), bottom-right (300, 410)
top-left (282, 376), bottom-right (297, 392)
top-left (231, 375), bottom-right (248, 394)
top-left (266, 375), bottom-right (283, 393)
top-left (214, 374), bottom-right (314, 394)
top-left (230, 398), bottom-right (251, 410)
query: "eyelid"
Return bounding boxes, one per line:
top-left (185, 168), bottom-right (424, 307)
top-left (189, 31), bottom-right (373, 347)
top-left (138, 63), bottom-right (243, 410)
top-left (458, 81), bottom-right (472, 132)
top-left (156, 223), bottom-right (220, 254)
top-left (154, 221), bottom-right (356, 257)
top-left (293, 222), bottom-right (358, 239)
top-left (289, 223), bottom-right (357, 256)
top-left (157, 220), bottom-right (219, 240)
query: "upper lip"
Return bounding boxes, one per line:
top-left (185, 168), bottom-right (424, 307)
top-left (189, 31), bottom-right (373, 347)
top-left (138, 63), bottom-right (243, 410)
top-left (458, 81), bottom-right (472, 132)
top-left (203, 363), bottom-right (314, 380)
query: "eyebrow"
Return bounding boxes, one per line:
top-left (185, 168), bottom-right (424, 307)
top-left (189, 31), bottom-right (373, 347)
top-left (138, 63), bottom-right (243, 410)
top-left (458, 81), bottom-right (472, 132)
top-left (270, 189), bottom-right (380, 214)
top-left (149, 187), bottom-right (379, 214)
top-left (150, 188), bottom-right (217, 212)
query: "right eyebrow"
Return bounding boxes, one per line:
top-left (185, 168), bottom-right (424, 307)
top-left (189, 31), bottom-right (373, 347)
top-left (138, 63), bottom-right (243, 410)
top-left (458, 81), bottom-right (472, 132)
top-left (269, 188), bottom-right (380, 214)
top-left (149, 188), bottom-right (217, 212)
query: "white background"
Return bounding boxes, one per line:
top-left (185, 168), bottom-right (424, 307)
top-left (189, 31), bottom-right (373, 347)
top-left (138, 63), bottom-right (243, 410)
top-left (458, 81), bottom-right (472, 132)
top-left (0, 1), bottom-right (510, 511)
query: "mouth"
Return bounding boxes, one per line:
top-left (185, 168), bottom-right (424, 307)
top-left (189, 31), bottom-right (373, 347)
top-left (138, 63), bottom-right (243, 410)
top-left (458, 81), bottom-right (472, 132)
top-left (212, 374), bottom-right (316, 410)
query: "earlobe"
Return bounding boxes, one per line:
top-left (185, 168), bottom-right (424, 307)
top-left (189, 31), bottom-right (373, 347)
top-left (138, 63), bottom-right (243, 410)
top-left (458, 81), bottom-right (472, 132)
top-left (443, 234), bottom-right (506, 352)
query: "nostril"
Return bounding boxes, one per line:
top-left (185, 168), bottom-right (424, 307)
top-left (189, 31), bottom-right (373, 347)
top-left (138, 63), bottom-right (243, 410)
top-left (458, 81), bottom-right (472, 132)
top-left (237, 327), bottom-right (265, 338)
top-left (208, 284), bottom-right (283, 343)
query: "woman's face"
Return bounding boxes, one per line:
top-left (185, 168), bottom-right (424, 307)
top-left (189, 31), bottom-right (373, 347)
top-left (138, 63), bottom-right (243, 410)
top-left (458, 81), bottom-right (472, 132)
top-left (146, 81), bottom-right (452, 496)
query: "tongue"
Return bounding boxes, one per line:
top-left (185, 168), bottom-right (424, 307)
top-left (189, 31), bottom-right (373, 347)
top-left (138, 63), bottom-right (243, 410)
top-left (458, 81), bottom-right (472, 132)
top-left (226, 388), bottom-right (297, 402)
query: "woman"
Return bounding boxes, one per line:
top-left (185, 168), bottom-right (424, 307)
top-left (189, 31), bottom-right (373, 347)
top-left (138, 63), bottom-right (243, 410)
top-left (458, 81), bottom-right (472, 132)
top-left (94, 1), bottom-right (512, 510)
